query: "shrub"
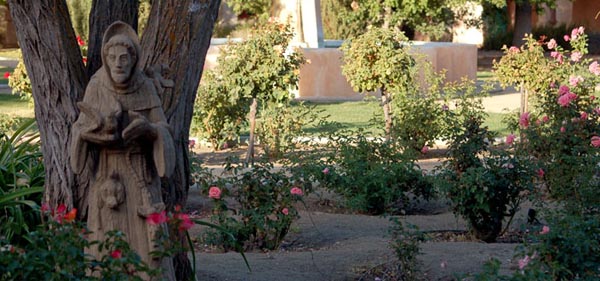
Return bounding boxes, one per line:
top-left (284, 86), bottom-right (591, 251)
top-left (438, 104), bottom-right (535, 242)
top-left (8, 59), bottom-right (33, 104)
top-left (0, 119), bottom-right (44, 245)
top-left (498, 27), bottom-right (600, 214)
top-left (293, 131), bottom-right (434, 215)
top-left (256, 101), bottom-right (321, 158)
top-left (198, 157), bottom-right (304, 251)
top-left (0, 205), bottom-right (159, 280)
top-left (193, 70), bottom-right (248, 150)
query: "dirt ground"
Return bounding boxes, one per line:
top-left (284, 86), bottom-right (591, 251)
top-left (186, 149), bottom-right (529, 281)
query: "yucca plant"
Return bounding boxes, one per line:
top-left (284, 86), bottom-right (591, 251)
top-left (0, 118), bottom-right (44, 245)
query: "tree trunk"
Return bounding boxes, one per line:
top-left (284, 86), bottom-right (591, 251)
top-left (512, 0), bottom-right (532, 47)
top-left (139, 1), bottom-right (221, 279)
top-left (246, 97), bottom-right (258, 165)
top-left (11, 0), bottom-right (220, 279)
top-left (8, 0), bottom-right (87, 210)
top-left (381, 89), bottom-right (392, 141)
top-left (87, 0), bottom-right (139, 78)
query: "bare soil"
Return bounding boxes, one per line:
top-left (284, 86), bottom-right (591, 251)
top-left (186, 147), bottom-right (529, 280)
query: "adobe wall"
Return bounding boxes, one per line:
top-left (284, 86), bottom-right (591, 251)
top-left (203, 42), bottom-right (477, 102)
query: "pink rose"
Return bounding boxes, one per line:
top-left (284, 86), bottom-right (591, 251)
top-left (595, 108), bottom-right (600, 115)
top-left (282, 208), bottom-right (289, 215)
top-left (322, 167), bottom-right (330, 174)
top-left (560, 126), bottom-right (566, 133)
top-left (542, 115), bottom-right (550, 123)
top-left (569, 75), bottom-right (583, 87)
top-left (147, 210), bottom-right (168, 225)
top-left (537, 168), bottom-right (545, 178)
top-left (290, 187), bottom-right (303, 196)
top-left (506, 134), bottom-right (515, 145)
top-left (558, 85), bottom-right (570, 95)
top-left (111, 249), bottom-right (122, 259)
top-left (551, 51), bottom-right (563, 63)
top-left (175, 213), bottom-right (194, 232)
top-left (571, 51), bottom-right (583, 62)
top-left (519, 112), bottom-right (530, 128)
top-left (421, 145), bottom-right (429, 154)
top-left (580, 112), bottom-right (588, 120)
top-left (558, 92), bottom-right (577, 107)
top-left (547, 38), bottom-right (557, 50)
top-left (540, 225), bottom-right (550, 235)
top-left (591, 136), bottom-right (600, 147)
top-left (571, 26), bottom-right (584, 40)
top-left (590, 61), bottom-right (600, 75)
top-left (564, 35), bottom-right (570, 42)
top-left (509, 46), bottom-right (520, 53)
top-left (518, 255), bottom-right (531, 270)
top-left (208, 186), bottom-right (222, 199)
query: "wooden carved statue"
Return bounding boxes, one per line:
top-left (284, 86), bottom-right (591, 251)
top-left (70, 21), bottom-right (175, 280)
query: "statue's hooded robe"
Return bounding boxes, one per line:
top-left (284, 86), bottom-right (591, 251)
top-left (70, 21), bottom-right (175, 279)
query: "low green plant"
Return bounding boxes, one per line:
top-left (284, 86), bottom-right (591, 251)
top-left (294, 131), bottom-right (434, 215)
top-left (198, 157), bottom-right (305, 251)
top-left (0, 119), bottom-right (44, 245)
top-left (389, 218), bottom-right (424, 280)
top-left (256, 102), bottom-right (322, 158)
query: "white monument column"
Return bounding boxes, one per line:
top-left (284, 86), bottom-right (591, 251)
top-left (300, 0), bottom-right (324, 48)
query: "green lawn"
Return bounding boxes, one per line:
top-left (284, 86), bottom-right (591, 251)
top-left (0, 94), bottom-right (33, 118)
top-left (0, 48), bottom-right (21, 59)
top-left (299, 100), bottom-right (510, 136)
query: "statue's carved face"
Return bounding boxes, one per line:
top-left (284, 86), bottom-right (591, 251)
top-left (106, 45), bottom-right (134, 84)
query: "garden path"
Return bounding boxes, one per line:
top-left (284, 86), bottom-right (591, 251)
top-left (188, 182), bottom-right (529, 280)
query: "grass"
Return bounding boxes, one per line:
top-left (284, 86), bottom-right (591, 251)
top-left (0, 48), bottom-right (21, 59)
top-left (0, 94), bottom-right (33, 118)
top-left (302, 100), bottom-right (382, 135)
top-left (298, 100), bottom-right (510, 136)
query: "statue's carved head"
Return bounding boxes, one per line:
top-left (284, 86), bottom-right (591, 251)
top-left (101, 21), bottom-right (141, 85)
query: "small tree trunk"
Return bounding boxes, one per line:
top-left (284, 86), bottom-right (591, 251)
top-left (520, 84), bottom-right (528, 115)
top-left (382, 5), bottom-right (392, 29)
top-left (9, 0), bottom-right (87, 210)
top-left (381, 89), bottom-right (392, 141)
top-left (246, 97), bottom-right (258, 165)
top-left (512, 0), bottom-right (532, 47)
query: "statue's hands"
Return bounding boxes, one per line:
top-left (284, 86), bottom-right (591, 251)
top-left (122, 111), bottom-right (157, 142)
top-left (78, 102), bottom-right (121, 144)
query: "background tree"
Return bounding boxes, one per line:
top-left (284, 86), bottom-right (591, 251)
top-left (214, 21), bottom-right (304, 163)
top-left (8, 0), bottom-right (221, 279)
top-left (341, 27), bottom-right (416, 141)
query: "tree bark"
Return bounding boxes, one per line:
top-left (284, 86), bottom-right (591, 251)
top-left (139, 1), bottom-right (221, 279)
top-left (246, 97), bottom-right (258, 165)
top-left (8, 0), bottom-right (87, 210)
top-left (512, 0), bottom-right (532, 47)
top-left (87, 0), bottom-right (139, 77)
